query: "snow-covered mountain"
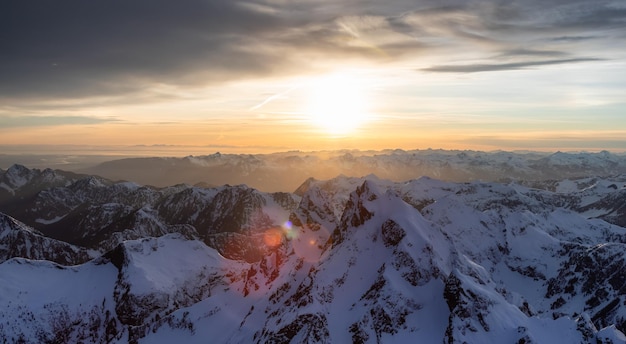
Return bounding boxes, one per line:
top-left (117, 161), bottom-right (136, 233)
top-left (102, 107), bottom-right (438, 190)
top-left (0, 212), bottom-right (92, 265)
top-left (0, 234), bottom-right (236, 343)
top-left (2, 162), bottom-right (626, 342)
top-left (0, 165), bottom-right (300, 259)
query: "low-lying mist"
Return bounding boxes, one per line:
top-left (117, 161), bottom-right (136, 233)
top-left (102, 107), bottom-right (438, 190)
top-left (6, 149), bottom-right (620, 192)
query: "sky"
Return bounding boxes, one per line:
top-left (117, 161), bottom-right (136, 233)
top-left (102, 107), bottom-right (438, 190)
top-left (1, 0), bottom-right (626, 155)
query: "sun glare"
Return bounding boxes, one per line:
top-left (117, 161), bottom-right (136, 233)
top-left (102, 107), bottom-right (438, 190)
top-left (304, 72), bottom-right (370, 135)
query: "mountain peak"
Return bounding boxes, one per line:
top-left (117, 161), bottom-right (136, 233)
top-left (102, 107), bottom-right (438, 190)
top-left (294, 177), bottom-right (317, 196)
top-left (4, 164), bottom-right (35, 189)
top-left (0, 211), bottom-right (92, 265)
top-left (329, 181), bottom-right (379, 248)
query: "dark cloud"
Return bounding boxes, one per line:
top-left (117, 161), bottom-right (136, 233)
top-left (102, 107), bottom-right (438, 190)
top-left (0, 115), bottom-right (119, 128)
top-left (0, 0), bottom-right (322, 100)
top-left (498, 49), bottom-right (568, 57)
top-left (422, 57), bottom-right (603, 73)
top-left (0, 0), bottom-right (622, 103)
top-left (547, 35), bottom-right (598, 42)
top-left (540, 2), bottom-right (626, 30)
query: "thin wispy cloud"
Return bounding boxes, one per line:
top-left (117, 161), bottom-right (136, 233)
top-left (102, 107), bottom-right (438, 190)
top-left (249, 86), bottom-right (300, 111)
top-left (422, 57), bottom-right (603, 73)
top-left (0, 116), bottom-right (119, 128)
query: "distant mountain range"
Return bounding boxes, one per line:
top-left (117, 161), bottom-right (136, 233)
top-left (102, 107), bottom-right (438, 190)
top-left (75, 150), bottom-right (626, 191)
top-left (1, 151), bottom-right (626, 343)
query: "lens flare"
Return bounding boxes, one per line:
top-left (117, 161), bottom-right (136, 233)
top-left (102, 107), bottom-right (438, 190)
top-left (263, 228), bottom-right (283, 248)
top-left (281, 220), bottom-right (299, 240)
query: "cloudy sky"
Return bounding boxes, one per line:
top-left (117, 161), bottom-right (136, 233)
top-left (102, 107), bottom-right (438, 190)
top-left (1, 0), bottom-right (625, 154)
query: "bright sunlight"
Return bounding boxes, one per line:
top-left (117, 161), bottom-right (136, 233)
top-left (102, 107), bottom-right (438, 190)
top-left (304, 72), bottom-right (371, 135)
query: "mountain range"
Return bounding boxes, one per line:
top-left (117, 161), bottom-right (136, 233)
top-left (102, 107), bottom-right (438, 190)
top-left (1, 151), bottom-right (626, 343)
top-left (75, 149), bottom-right (626, 191)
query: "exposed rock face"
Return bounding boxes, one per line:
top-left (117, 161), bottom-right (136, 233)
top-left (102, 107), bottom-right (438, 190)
top-left (381, 219), bottom-right (405, 247)
top-left (547, 243), bottom-right (626, 333)
top-left (329, 180), bottom-right (377, 249)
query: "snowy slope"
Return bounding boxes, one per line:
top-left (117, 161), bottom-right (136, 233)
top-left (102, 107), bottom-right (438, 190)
top-left (0, 257), bottom-right (120, 343)
top-left (140, 178), bottom-right (626, 343)
top-left (2, 169), bottom-right (626, 342)
top-left (0, 234), bottom-right (247, 343)
top-left (135, 181), bottom-right (452, 343)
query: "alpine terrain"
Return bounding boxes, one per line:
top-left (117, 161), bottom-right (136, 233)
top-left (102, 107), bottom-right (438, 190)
top-left (1, 151), bottom-right (626, 343)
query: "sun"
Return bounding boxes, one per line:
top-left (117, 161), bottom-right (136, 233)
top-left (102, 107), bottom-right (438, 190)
top-left (304, 72), bottom-right (370, 135)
